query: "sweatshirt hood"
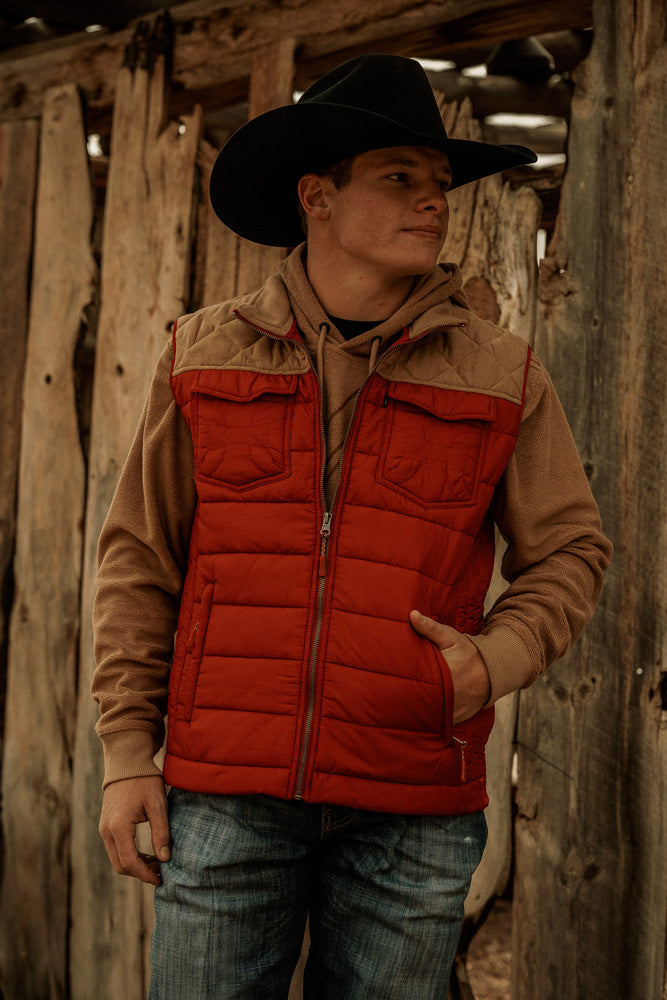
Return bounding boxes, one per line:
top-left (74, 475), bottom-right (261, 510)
top-left (278, 244), bottom-right (470, 359)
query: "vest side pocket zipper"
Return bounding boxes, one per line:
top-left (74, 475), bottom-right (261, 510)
top-left (183, 582), bottom-right (215, 724)
top-left (453, 736), bottom-right (467, 782)
top-left (185, 620), bottom-right (198, 654)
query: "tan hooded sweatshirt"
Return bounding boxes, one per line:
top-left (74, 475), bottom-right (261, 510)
top-left (92, 247), bottom-right (612, 788)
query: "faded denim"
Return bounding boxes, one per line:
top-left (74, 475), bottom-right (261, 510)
top-left (148, 789), bottom-right (486, 1000)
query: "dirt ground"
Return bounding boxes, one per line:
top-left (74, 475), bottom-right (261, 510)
top-left (465, 899), bottom-right (512, 1000)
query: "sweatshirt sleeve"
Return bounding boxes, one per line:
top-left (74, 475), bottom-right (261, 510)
top-left (469, 353), bottom-right (613, 703)
top-left (91, 341), bottom-right (197, 787)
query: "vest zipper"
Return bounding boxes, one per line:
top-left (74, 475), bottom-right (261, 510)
top-left (234, 311), bottom-right (468, 800)
top-left (293, 321), bottom-right (470, 799)
top-left (232, 310), bottom-right (332, 801)
top-left (294, 511), bottom-right (331, 798)
top-left (294, 335), bottom-right (406, 798)
top-left (294, 339), bottom-right (331, 799)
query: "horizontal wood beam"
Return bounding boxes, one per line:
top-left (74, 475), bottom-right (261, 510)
top-left (482, 120), bottom-right (566, 152)
top-left (427, 71), bottom-right (572, 118)
top-left (199, 75), bottom-right (571, 153)
top-left (297, 2), bottom-right (591, 85)
top-left (0, 0), bottom-right (592, 125)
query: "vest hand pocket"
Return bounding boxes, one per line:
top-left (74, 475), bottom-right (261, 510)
top-left (174, 582), bottom-right (215, 724)
top-left (427, 639), bottom-right (455, 748)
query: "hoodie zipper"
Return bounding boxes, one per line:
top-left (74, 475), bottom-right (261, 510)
top-left (235, 310), bottom-right (468, 800)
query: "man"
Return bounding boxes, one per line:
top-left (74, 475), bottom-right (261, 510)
top-left (94, 54), bottom-right (612, 998)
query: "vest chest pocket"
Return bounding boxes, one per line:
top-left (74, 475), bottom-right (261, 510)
top-left (194, 373), bottom-right (298, 490)
top-left (377, 382), bottom-right (496, 508)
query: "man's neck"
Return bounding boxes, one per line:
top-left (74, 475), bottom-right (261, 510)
top-left (305, 246), bottom-right (416, 321)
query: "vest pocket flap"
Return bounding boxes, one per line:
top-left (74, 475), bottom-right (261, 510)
top-left (386, 381), bottom-right (496, 422)
top-left (195, 370), bottom-right (298, 402)
top-left (194, 372), bottom-right (298, 489)
top-left (379, 382), bottom-right (495, 507)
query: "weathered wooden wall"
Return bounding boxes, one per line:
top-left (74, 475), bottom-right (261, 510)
top-left (441, 94), bottom-right (541, 931)
top-left (0, 116), bottom-right (38, 768)
top-left (0, 0), bottom-right (664, 998)
top-left (0, 85), bottom-right (96, 999)
top-left (70, 41), bottom-right (201, 1000)
top-left (0, 0), bottom-right (593, 128)
top-left (512, 1), bottom-right (667, 997)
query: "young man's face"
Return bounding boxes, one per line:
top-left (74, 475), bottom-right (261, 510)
top-left (317, 145), bottom-right (452, 279)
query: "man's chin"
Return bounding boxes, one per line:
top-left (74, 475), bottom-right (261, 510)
top-left (394, 253), bottom-right (444, 278)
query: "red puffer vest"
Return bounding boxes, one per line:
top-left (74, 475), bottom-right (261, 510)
top-left (164, 301), bottom-right (530, 816)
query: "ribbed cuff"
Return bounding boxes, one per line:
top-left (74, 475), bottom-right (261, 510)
top-left (468, 624), bottom-right (536, 705)
top-left (100, 729), bottom-right (163, 789)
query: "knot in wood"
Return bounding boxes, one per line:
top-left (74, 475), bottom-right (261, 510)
top-left (538, 255), bottom-right (575, 303)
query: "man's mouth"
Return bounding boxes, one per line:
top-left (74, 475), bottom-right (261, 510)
top-left (404, 226), bottom-right (442, 240)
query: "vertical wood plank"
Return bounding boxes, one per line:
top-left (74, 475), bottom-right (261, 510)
top-left (440, 94), bottom-right (541, 926)
top-left (0, 118), bottom-right (38, 773)
top-left (197, 38), bottom-right (296, 311)
top-left (513, 0), bottom-right (667, 996)
top-left (237, 38), bottom-right (296, 294)
top-left (247, 37), bottom-right (297, 122)
top-left (442, 96), bottom-right (541, 344)
top-left (0, 85), bottom-right (95, 999)
top-left (196, 136), bottom-right (244, 306)
top-left (69, 37), bottom-right (201, 1000)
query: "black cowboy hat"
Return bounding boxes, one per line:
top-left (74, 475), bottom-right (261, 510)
top-left (209, 53), bottom-right (537, 247)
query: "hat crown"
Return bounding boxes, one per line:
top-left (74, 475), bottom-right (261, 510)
top-left (209, 53), bottom-right (537, 246)
top-left (298, 54), bottom-right (448, 139)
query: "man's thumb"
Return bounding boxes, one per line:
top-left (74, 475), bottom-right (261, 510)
top-left (410, 609), bottom-right (436, 635)
top-left (146, 797), bottom-right (171, 861)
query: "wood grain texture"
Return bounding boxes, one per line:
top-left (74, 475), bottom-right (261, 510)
top-left (0, 84), bottom-right (96, 999)
top-left (512, 0), bottom-right (667, 996)
top-left (236, 37), bottom-right (296, 293)
top-left (69, 47), bottom-right (201, 1000)
top-left (0, 117), bottom-right (38, 771)
top-left (198, 37), bottom-right (296, 306)
top-left (437, 95), bottom-right (541, 930)
top-left (195, 136), bottom-right (244, 307)
top-left (0, 0), bottom-right (592, 125)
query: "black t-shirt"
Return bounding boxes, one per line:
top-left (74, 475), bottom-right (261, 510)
top-left (327, 315), bottom-right (378, 341)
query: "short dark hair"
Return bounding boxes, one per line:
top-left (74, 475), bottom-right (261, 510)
top-left (319, 156), bottom-right (355, 189)
top-left (297, 155), bottom-right (356, 237)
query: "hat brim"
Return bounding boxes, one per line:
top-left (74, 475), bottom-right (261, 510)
top-left (209, 102), bottom-right (537, 247)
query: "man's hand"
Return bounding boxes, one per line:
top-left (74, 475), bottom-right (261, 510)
top-left (410, 611), bottom-right (491, 724)
top-left (99, 775), bottom-right (170, 886)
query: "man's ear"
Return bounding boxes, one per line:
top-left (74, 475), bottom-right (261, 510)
top-left (298, 174), bottom-right (333, 224)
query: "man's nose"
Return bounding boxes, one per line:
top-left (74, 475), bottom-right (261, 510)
top-left (416, 181), bottom-right (448, 212)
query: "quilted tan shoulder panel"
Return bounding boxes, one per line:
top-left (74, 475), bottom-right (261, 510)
top-left (378, 309), bottom-right (530, 405)
top-left (172, 274), bottom-right (310, 378)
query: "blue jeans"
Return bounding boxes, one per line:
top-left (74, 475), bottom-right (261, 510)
top-left (148, 789), bottom-right (487, 1000)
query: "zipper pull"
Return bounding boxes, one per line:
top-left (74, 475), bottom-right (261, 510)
top-left (318, 512), bottom-right (332, 577)
top-left (454, 736), bottom-right (467, 782)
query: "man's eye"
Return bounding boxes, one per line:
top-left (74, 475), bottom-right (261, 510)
top-left (387, 172), bottom-right (408, 182)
